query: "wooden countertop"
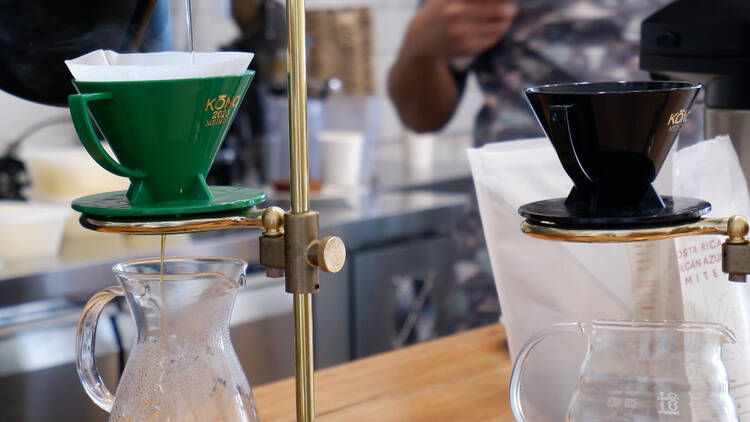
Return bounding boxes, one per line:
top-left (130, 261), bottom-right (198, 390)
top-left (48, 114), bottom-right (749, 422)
top-left (254, 323), bottom-right (513, 421)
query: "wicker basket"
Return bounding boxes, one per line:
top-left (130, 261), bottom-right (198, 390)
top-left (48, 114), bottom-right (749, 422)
top-left (306, 7), bottom-right (374, 96)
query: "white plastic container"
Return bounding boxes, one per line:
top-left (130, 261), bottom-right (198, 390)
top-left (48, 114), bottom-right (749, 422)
top-left (402, 131), bottom-right (436, 171)
top-left (0, 201), bottom-right (71, 260)
top-left (318, 130), bottom-right (364, 189)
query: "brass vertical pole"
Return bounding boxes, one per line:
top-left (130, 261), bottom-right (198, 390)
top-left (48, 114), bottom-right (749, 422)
top-left (293, 294), bottom-right (315, 422)
top-left (287, 0), bottom-right (309, 213)
top-left (285, 0), bottom-right (314, 420)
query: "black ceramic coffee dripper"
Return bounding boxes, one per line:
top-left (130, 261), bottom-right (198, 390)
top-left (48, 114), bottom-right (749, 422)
top-left (519, 81), bottom-right (710, 228)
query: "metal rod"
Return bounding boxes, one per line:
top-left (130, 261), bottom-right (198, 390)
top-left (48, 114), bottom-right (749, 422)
top-left (286, 0), bottom-right (315, 419)
top-left (287, 0), bottom-right (309, 214)
top-left (293, 294), bottom-right (315, 422)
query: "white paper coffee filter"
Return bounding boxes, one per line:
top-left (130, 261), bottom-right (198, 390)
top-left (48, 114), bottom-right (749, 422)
top-left (65, 50), bottom-right (254, 82)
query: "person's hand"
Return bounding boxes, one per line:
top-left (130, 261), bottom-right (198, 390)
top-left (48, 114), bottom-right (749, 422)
top-left (400, 0), bottom-right (518, 62)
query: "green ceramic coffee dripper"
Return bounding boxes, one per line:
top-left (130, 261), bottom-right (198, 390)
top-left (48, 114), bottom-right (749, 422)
top-left (69, 70), bottom-right (266, 219)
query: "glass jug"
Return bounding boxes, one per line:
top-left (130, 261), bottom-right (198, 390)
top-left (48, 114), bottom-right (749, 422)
top-left (510, 320), bottom-right (739, 422)
top-left (75, 257), bottom-right (259, 422)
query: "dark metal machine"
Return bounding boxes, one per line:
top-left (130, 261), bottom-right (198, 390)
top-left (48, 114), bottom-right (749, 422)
top-left (640, 0), bottom-right (750, 179)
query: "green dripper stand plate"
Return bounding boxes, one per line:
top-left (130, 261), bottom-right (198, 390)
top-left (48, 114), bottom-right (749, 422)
top-left (72, 186), bottom-right (267, 219)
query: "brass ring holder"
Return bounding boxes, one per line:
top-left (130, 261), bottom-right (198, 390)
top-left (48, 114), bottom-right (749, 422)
top-left (79, 208), bottom-right (267, 234)
top-left (522, 215), bottom-right (750, 282)
top-left (521, 218), bottom-right (730, 243)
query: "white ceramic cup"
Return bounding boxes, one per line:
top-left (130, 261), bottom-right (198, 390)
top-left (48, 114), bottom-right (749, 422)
top-left (318, 130), bottom-right (365, 189)
top-left (403, 131), bottom-right (436, 170)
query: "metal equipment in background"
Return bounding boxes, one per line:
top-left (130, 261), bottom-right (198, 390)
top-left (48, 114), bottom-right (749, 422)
top-left (640, 0), bottom-right (750, 179)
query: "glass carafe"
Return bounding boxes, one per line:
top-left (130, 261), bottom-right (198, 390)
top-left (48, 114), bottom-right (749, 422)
top-left (510, 320), bottom-right (739, 422)
top-left (76, 257), bottom-right (259, 422)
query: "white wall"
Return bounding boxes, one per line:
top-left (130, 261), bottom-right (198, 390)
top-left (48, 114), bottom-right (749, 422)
top-left (0, 92), bottom-right (73, 150)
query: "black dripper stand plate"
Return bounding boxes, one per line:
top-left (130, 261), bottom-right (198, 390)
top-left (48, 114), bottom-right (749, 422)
top-left (72, 186), bottom-right (267, 219)
top-left (519, 196), bottom-right (711, 229)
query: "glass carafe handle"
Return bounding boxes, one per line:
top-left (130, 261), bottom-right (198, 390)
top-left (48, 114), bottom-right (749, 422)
top-left (75, 286), bottom-right (125, 413)
top-left (509, 322), bottom-right (583, 422)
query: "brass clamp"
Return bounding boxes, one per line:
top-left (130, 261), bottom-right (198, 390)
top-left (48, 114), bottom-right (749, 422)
top-left (723, 216), bottom-right (750, 282)
top-left (259, 207), bottom-right (346, 293)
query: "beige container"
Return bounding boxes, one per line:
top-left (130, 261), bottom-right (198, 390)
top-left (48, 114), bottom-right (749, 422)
top-left (20, 146), bottom-right (130, 239)
top-left (0, 201), bottom-right (71, 260)
top-left (20, 146), bottom-right (129, 199)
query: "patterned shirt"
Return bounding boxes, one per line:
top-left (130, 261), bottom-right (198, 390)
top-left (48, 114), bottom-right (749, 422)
top-left (444, 0), bottom-right (674, 145)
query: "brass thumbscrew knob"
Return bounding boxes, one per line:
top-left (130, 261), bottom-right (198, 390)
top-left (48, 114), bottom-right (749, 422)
top-left (262, 206), bottom-right (285, 237)
top-left (308, 236), bottom-right (346, 273)
top-left (727, 215), bottom-right (749, 245)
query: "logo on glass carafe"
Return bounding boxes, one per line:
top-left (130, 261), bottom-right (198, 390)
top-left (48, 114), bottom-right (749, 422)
top-left (607, 390), bottom-right (640, 409)
top-left (606, 390), bottom-right (640, 410)
top-left (204, 94), bottom-right (242, 127)
top-left (657, 391), bottom-right (680, 416)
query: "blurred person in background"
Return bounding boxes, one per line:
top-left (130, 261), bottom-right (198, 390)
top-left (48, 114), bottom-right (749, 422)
top-left (388, 0), bottom-right (673, 146)
top-left (388, 0), bottom-right (673, 333)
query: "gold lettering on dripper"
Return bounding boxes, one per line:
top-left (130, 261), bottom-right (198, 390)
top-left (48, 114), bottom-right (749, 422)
top-left (204, 94), bottom-right (242, 127)
top-left (667, 109), bottom-right (690, 132)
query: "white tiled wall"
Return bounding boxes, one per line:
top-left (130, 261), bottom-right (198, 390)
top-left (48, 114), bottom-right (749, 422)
top-left (0, 92), bottom-right (73, 149)
top-left (0, 0), bottom-right (482, 149)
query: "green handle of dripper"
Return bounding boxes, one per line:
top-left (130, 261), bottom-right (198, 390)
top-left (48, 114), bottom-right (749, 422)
top-left (69, 92), bottom-right (147, 179)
